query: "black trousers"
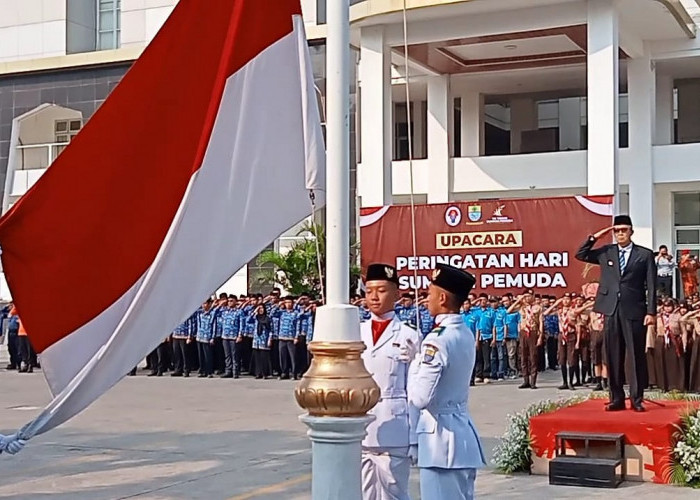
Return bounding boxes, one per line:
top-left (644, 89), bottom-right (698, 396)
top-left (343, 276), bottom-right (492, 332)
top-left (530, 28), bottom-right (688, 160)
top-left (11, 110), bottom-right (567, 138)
top-left (197, 341), bottom-right (214, 375)
top-left (475, 341), bottom-right (492, 379)
top-left (270, 338), bottom-right (281, 375)
top-left (212, 337), bottom-right (225, 373)
top-left (253, 349), bottom-right (271, 378)
top-left (657, 276), bottom-right (673, 297)
top-left (605, 310), bottom-right (647, 407)
top-left (147, 342), bottom-right (169, 374)
top-left (222, 338), bottom-right (239, 376)
top-left (172, 338), bottom-right (190, 374)
top-left (279, 339), bottom-right (296, 376)
top-left (295, 335), bottom-right (308, 376)
top-left (546, 336), bottom-right (558, 369)
top-left (18, 336), bottom-right (34, 368)
top-left (241, 337), bottom-right (253, 373)
top-left (7, 331), bottom-right (19, 368)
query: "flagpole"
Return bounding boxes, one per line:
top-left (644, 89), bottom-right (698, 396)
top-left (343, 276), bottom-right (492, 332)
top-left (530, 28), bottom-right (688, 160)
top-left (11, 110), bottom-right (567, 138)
top-left (295, 1), bottom-right (379, 499)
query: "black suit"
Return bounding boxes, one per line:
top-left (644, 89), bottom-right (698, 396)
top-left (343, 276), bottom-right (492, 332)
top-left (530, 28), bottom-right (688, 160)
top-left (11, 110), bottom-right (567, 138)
top-left (576, 236), bottom-right (657, 407)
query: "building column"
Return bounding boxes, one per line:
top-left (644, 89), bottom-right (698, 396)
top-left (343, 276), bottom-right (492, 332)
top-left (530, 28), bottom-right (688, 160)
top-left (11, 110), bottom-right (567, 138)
top-left (510, 98), bottom-right (537, 154)
top-left (587, 0), bottom-right (620, 208)
top-left (359, 26), bottom-right (392, 207)
top-left (627, 55), bottom-right (655, 248)
top-left (427, 75), bottom-right (450, 203)
top-left (559, 97), bottom-right (582, 151)
top-left (655, 74), bottom-right (674, 145)
top-left (460, 90), bottom-right (484, 157)
top-left (676, 79), bottom-right (700, 144)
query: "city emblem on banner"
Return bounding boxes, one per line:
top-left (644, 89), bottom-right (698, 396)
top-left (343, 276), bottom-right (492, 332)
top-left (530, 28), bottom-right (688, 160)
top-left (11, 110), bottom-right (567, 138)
top-left (468, 204), bottom-right (482, 222)
top-left (444, 206), bottom-right (462, 227)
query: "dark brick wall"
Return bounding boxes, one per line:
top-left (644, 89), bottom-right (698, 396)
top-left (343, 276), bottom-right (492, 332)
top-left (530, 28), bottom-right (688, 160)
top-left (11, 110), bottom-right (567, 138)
top-left (0, 63), bottom-right (131, 198)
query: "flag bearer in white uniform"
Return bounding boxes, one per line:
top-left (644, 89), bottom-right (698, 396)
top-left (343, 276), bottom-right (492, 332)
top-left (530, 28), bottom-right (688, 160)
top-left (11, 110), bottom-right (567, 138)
top-left (361, 263), bottom-right (422, 500)
top-left (408, 264), bottom-right (486, 500)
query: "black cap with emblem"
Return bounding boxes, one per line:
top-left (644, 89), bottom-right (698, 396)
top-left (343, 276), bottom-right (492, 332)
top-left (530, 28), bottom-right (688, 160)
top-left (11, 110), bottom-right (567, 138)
top-left (365, 263), bottom-right (399, 285)
top-left (430, 263), bottom-right (476, 301)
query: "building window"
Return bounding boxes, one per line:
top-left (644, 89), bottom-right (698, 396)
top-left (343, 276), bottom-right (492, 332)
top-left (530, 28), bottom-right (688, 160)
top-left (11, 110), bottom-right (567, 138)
top-left (97, 0), bottom-right (121, 50)
top-left (55, 119), bottom-right (83, 157)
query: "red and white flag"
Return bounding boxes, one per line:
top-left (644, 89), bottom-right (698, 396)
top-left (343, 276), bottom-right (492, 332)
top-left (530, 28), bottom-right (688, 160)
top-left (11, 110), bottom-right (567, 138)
top-left (0, 0), bottom-right (324, 447)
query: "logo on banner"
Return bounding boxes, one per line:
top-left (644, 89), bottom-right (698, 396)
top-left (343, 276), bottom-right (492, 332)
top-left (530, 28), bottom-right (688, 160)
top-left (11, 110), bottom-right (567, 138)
top-left (445, 206), bottom-right (462, 227)
top-left (467, 205), bottom-right (482, 222)
top-left (487, 204), bottom-right (514, 224)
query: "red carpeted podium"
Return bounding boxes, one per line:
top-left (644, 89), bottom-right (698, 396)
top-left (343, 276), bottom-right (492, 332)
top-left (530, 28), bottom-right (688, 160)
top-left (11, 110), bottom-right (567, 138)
top-left (529, 399), bottom-right (700, 483)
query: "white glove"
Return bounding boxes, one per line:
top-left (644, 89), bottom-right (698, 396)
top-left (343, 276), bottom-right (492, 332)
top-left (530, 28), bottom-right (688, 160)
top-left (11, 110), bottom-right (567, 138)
top-left (408, 445), bottom-right (418, 466)
top-left (398, 339), bottom-right (418, 363)
top-left (0, 433), bottom-right (27, 455)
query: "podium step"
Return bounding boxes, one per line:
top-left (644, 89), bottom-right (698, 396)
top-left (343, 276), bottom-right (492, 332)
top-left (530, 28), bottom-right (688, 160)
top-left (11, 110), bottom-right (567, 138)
top-left (549, 455), bottom-right (623, 488)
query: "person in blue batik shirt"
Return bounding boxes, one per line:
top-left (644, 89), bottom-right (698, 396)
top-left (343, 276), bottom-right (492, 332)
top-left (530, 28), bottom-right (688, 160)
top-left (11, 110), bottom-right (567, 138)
top-left (264, 291), bottom-right (282, 377)
top-left (220, 296), bottom-right (243, 378)
top-left (171, 311), bottom-right (195, 377)
top-left (491, 298), bottom-right (508, 380)
top-left (211, 293), bottom-right (228, 375)
top-left (240, 296), bottom-right (257, 374)
top-left (295, 293), bottom-right (313, 377)
top-left (417, 293), bottom-right (434, 337)
top-left (196, 298), bottom-right (217, 378)
top-left (251, 304), bottom-right (274, 379)
top-left (502, 294), bottom-right (521, 379)
top-left (354, 296), bottom-right (372, 322)
top-left (275, 297), bottom-right (300, 380)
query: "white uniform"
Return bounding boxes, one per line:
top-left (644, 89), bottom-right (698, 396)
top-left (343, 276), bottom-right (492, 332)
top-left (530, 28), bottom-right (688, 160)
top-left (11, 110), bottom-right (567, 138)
top-left (408, 314), bottom-right (485, 500)
top-left (360, 312), bottom-right (421, 500)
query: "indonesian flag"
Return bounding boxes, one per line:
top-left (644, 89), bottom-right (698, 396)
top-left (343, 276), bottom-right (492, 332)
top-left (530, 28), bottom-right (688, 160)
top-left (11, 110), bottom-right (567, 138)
top-left (0, 0), bottom-right (324, 445)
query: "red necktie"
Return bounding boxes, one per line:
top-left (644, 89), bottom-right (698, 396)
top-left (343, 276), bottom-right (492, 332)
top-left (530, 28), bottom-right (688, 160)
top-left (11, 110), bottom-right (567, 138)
top-left (372, 319), bottom-right (391, 345)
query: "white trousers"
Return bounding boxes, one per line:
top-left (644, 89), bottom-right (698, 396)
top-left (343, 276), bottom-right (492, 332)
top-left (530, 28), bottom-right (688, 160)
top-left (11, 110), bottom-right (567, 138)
top-left (361, 446), bottom-right (411, 500)
top-left (419, 467), bottom-right (476, 500)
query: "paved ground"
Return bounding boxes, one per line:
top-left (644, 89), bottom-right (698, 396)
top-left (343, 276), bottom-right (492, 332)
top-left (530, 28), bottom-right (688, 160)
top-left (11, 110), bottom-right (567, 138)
top-left (0, 362), bottom-right (696, 499)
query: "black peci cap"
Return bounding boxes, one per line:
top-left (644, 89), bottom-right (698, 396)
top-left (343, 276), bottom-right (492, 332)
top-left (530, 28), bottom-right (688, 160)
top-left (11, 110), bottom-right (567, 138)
top-left (366, 263), bottom-right (399, 285)
top-left (614, 214), bottom-right (633, 226)
top-left (430, 264), bottom-right (476, 301)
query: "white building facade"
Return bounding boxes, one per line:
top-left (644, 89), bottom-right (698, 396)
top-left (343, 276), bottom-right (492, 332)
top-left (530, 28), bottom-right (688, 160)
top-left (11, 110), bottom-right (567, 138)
top-left (351, 0), bottom-right (700, 270)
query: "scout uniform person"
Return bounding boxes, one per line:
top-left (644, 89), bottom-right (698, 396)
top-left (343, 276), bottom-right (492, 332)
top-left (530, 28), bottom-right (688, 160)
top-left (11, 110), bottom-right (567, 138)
top-left (589, 309), bottom-right (607, 391)
top-left (360, 263), bottom-right (421, 500)
top-left (502, 295), bottom-right (520, 379)
top-left (654, 299), bottom-right (687, 392)
top-left (408, 263), bottom-right (485, 500)
top-left (574, 295), bottom-right (595, 384)
top-left (544, 293), bottom-right (584, 390)
top-left (507, 290), bottom-right (544, 389)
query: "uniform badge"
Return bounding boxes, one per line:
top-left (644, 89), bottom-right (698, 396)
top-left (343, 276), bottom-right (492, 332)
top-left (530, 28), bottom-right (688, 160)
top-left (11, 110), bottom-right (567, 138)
top-left (607, 260), bottom-right (614, 266)
top-left (385, 266), bottom-right (394, 278)
top-left (430, 326), bottom-right (445, 336)
top-left (422, 344), bottom-right (438, 364)
top-left (432, 268), bottom-right (441, 280)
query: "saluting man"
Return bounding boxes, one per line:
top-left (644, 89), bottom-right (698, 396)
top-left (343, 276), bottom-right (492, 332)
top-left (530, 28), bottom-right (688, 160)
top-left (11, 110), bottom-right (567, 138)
top-left (360, 263), bottom-right (421, 500)
top-left (408, 263), bottom-right (485, 500)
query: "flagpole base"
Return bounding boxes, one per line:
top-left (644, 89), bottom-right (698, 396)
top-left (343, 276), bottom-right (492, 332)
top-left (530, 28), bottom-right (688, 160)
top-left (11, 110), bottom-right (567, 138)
top-left (300, 415), bottom-right (374, 500)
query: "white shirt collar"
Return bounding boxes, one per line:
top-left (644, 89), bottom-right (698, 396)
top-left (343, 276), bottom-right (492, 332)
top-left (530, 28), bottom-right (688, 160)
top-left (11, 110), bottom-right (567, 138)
top-left (435, 313), bottom-right (461, 324)
top-left (618, 242), bottom-right (633, 253)
top-left (371, 311), bottom-right (395, 322)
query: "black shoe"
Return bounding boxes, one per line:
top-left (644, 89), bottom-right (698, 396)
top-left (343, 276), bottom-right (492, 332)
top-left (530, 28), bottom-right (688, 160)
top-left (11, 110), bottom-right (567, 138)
top-left (293, 375), bottom-right (299, 380)
top-left (518, 382), bottom-right (531, 389)
top-left (530, 384), bottom-right (538, 389)
top-left (207, 374), bottom-right (214, 378)
top-left (220, 373), bottom-right (233, 379)
top-left (593, 382), bottom-right (604, 391)
top-left (233, 374), bottom-right (240, 379)
top-left (27, 367), bottom-right (33, 373)
top-left (280, 375), bottom-right (290, 380)
top-left (557, 384), bottom-right (568, 390)
top-left (264, 376), bottom-right (271, 380)
top-left (573, 381), bottom-right (582, 387)
top-left (470, 381), bottom-right (476, 386)
top-left (255, 375), bottom-right (263, 379)
top-left (568, 384), bottom-right (576, 391)
top-left (171, 372), bottom-right (183, 377)
top-left (198, 373), bottom-right (206, 378)
top-left (156, 371), bottom-right (163, 377)
top-left (605, 403), bottom-right (625, 412)
top-left (147, 371), bottom-right (158, 377)
top-left (631, 403), bottom-right (645, 412)
top-left (214, 370), bottom-right (224, 376)
top-left (184, 372), bottom-right (190, 378)
top-left (5, 364), bottom-right (16, 370)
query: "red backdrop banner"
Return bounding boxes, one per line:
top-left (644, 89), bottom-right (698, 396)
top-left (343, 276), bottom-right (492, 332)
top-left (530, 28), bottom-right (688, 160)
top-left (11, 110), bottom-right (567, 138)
top-left (360, 196), bottom-right (614, 295)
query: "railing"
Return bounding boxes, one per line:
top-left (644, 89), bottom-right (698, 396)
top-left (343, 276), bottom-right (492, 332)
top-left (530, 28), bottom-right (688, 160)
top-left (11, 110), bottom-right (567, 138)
top-left (9, 142), bottom-right (69, 197)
